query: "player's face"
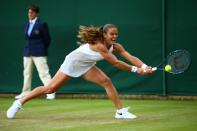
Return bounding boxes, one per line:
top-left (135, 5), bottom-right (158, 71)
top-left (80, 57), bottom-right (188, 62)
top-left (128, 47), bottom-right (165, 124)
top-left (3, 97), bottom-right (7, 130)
top-left (104, 27), bottom-right (118, 45)
top-left (28, 9), bottom-right (37, 20)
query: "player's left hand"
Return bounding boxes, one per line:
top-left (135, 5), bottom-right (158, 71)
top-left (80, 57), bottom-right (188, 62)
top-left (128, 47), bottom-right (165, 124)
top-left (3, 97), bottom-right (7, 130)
top-left (143, 66), bottom-right (153, 74)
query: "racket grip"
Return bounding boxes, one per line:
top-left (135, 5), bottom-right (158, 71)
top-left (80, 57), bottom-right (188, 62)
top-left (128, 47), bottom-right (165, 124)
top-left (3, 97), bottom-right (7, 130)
top-left (152, 67), bottom-right (157, 71)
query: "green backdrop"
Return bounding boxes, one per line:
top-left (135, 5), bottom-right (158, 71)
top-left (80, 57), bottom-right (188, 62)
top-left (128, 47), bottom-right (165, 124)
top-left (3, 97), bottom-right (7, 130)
top-left (0, 0), bottom-right (196, 95)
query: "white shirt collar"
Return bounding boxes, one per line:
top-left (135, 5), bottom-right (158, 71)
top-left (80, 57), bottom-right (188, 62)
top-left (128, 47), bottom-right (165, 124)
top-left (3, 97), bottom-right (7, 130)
top-left (29, 17), bottom-right (38, 24)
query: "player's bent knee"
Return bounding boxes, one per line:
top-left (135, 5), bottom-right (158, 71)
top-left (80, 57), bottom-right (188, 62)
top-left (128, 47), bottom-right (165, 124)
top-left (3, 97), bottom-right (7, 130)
top-left (101, 77), bottom-right (112, 87)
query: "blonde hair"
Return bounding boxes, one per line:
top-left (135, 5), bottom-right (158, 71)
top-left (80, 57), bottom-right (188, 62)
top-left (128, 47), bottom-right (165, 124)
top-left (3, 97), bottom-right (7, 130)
top-left (77, 25), bottom-right (103, 45)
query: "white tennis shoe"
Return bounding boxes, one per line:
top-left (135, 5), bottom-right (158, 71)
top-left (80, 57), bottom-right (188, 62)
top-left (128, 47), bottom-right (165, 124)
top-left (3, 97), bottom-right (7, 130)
top-left (7, 100), bottom-right (22, 119)
top-left (115, 107), bottom-right (137, 119)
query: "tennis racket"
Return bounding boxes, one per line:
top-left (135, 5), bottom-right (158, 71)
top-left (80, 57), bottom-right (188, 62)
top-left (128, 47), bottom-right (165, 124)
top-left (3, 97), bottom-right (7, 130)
top-left (152, 49), bottom-right (191, 74)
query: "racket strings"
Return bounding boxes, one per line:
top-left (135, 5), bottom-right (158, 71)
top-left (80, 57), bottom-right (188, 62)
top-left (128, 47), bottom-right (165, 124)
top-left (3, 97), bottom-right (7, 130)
top-left (167, 50), bottom-right (191, 74)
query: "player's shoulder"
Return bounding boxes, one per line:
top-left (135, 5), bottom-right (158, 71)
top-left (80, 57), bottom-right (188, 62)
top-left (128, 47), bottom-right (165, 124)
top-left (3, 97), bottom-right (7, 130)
top-left (93, 43), bottom-right (108, 52)
top-left (113, 43), bottom-right (123, 48)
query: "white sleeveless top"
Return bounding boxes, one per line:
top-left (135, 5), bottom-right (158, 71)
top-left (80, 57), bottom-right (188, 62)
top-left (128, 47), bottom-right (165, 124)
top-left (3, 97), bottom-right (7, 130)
top-left (60, 43), bottom-right (113, 77)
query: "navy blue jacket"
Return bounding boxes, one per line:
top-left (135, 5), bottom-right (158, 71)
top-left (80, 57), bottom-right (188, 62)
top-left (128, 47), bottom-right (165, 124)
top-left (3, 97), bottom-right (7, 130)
top-left (23, 18), bottom-right (51, 56)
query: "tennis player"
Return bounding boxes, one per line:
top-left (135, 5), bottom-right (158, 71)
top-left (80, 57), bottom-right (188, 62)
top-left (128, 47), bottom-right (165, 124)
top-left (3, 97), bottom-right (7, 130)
top-left (7, 24), bottom-right (152, 119)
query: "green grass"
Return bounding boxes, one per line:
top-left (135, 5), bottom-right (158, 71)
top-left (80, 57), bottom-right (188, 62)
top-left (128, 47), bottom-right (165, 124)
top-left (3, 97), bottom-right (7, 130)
top-left (0, 98), bottom-right (197, 131)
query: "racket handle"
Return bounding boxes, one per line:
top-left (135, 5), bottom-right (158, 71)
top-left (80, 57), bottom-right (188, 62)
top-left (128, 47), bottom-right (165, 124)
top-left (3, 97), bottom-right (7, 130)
top-left (152, 67), bottom-right (157, 71)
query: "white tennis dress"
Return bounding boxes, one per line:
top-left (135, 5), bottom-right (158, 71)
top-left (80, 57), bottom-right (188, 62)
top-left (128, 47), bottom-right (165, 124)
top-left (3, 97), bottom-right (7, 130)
top-left (60, 43), bottom-right (113, 77)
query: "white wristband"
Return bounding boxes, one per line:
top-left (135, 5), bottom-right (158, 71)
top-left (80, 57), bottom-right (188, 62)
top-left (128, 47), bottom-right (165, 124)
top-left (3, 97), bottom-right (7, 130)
top-left (131, 66), bottom-right (138, 72)
top-left (141, 64), bottom-right (147, 69)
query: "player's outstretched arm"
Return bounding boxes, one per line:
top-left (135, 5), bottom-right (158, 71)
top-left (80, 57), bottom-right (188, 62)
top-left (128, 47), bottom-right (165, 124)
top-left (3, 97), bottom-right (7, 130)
top-left (113, 43), bottom-right (144, 67)
top-left (97, 44), bottom-right (131, 71)
top-left (94, 44), bottom-right (151, 75)
top-left (113, 43), bottom-right (153, 74)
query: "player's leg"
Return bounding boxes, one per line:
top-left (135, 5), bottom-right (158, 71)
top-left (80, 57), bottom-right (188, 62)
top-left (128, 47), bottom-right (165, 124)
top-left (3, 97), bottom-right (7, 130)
top-left (7, 70), bottom-right (70, 118)
top-left (82, 66), bottom-right (123, 109)
top-left (82, 66), bottom-right (137, 119)
top-left (20, 70), bottom-right (70, 104)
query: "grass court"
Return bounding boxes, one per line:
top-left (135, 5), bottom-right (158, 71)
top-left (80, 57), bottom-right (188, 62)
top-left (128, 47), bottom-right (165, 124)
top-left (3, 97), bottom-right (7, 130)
top-left (0, 98), bottom-right (197, 131)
